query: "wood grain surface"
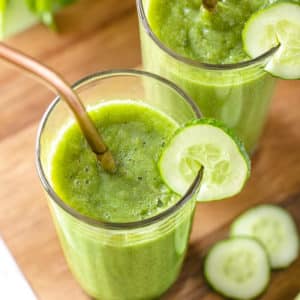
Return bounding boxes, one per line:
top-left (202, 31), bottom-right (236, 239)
top-left (0, 0), bottom-right (299, 299)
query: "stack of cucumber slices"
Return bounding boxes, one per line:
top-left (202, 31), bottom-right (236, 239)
top-left (205, 204), bottom-right (299, 300)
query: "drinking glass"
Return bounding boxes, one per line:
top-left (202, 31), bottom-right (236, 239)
top-left (36, 70), bottom-right (202, 300)
top-left (137, 0), bottom-right (277, 152)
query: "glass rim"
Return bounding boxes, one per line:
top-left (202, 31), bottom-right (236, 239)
top-left (136, 0), bottom-right (279, 70)
top-left (36, 69), bottom-right (203, 230)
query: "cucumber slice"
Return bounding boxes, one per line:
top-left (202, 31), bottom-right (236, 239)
top-left (243, 2), bottom-right (300, 79)
top-left (230, 204), bottom-right (299, 269)
top-left (158, 118), bottom-right (250, 202)
top-left (204, 237), bottom-right (270, 300)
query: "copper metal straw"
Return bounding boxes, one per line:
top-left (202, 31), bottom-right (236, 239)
top-left (0, 42), bottom-right (116, 173)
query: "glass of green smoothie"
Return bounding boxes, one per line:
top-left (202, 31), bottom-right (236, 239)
top-left (137, 0), bottom-right (279, 153)
top-left (36, 70), bottom-right (202, 300)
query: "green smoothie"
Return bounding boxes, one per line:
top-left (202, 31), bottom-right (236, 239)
top-left (138, 0), bottom-right (277, 152)
top-left (49, 101), bottom-right (196, 299)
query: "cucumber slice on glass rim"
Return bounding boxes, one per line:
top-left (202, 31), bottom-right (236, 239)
top-left (204, 237), bottom-right (270, 300)
top-left (158, 118), bottom-right (250, 202)
top-left (243, 2), bottom-right (300, 79)
top-left (230, 204), bottom-right (299, 269)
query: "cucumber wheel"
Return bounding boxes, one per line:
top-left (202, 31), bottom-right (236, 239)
top-left (158, 118), bottom-right (250, 202)
top-left (204, 237), bottom-right (270, 300)
top-left (243, 2), bottom-right (300, 79)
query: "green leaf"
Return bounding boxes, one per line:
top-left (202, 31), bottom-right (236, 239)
top-left (0, 0), bottom-right (9, 11)
top-left (36, 0), bottom-right (53, 11)
top-left (57, 0), bottom-right (77, 4)
top-left (24, 0), bottom-right (78, 29)
top-left (25, 0), bottom-right (35, 11)
top-left (0, 0), bottom-right (9, 37)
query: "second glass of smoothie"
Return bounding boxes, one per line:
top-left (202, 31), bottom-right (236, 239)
top-left (36, 70), bottom-right (202, 300)
top-left (137, 0), bottom-right (278, 153)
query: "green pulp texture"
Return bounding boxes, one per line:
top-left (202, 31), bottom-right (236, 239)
top-left (51, 101), bottom-right (179, 223)
top-left (49, 101), bottom-right (195, 300)
top-left (140, 0), bottom-right (277, 153)
top-left (148, 0), bottom-right (277, 64)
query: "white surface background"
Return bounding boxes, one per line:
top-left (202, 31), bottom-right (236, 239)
top-left (0, 237), bottom-right (37, 300)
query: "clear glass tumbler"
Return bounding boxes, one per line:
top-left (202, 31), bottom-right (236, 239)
top-left (36, 70), bottom-right (202, 300)
top-left (137, 0), bottom-right (277, 153)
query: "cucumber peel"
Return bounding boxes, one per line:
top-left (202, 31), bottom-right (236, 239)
top-left (204, 204), bottom-right (299, 299)
top-left (243, 2), bottom-right (300, 79)
top-left (204, 237), bottom-right (270, 300)
top-left (230, 204), bottom-right (300, 269)
top-left (159, 118), bottom-right (250, 202)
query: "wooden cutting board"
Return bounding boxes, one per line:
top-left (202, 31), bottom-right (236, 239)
top-left (0, 0), bottom-right (300, 299)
